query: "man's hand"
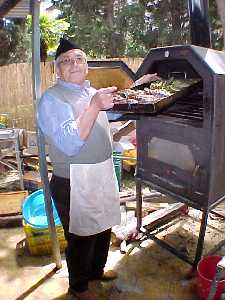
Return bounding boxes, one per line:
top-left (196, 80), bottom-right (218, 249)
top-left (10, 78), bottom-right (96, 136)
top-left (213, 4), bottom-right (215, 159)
top-left (113, 120), bottom-right (136, 142)
top-left (113, 131), bottom-right (122, 142)
top-left (90, 86), bottom-right (117, 111)
top-left (78, 86), bottom-right (117, 140)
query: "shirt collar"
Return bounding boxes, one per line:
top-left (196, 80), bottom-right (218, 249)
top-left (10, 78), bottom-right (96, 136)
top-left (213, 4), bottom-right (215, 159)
top-left (57, 79), bottom-right (91, 91)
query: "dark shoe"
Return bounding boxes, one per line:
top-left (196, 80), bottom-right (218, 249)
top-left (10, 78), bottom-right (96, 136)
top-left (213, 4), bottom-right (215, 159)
top-left (68, 288), bottom-right (99, 300)
top-left (90, 270), bottom-right (118, 281)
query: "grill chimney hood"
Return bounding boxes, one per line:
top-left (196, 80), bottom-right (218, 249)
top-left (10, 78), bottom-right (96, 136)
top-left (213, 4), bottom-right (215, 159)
top-left (188, 0), bottom-right (211, 48)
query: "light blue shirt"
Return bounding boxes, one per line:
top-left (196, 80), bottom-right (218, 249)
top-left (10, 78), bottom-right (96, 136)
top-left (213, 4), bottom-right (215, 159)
top-left (106, 112), bottom-right (123, 121)
top-left (38, 79), bottom-right (92, 156)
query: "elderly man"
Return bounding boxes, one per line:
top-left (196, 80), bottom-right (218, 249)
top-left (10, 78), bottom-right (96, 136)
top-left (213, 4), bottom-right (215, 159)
top-left (38, 38), bottom-right (121, 300)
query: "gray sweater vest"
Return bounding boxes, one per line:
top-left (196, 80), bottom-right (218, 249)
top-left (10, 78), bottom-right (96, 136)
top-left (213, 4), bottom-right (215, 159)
top-left (44, 83), bottom-right (112, 178)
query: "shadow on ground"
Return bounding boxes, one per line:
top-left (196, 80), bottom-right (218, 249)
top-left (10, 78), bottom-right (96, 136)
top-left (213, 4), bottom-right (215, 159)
top-left (1, 207), bottom-right (225, 299)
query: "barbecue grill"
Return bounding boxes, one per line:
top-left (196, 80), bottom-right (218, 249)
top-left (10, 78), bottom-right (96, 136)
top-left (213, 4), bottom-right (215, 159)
top-left (135, 44), bottom-right (225, 265)
top-left (135, 44), bottom-right (225, 210)
top-left (87, 0), bottom-right (224, 266)
top-left (133, 0), bottom-right (225, 266)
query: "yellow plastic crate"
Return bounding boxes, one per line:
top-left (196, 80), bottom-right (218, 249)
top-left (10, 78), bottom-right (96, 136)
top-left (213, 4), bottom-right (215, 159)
top-left (27, 239), bottom-right (67, 256)
top-left (23, 221), bottom-right (67, 256)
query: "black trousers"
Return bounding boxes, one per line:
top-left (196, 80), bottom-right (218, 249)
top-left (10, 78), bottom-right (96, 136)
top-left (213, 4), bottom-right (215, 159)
top-left (50, 174), bottom-right (112, 293)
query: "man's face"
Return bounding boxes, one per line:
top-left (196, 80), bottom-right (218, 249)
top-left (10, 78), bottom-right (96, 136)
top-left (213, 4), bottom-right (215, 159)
top-left (56, 49), bottom-right (88, 84)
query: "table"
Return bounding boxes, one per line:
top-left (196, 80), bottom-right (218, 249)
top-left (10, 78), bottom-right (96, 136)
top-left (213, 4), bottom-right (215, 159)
top-left (0, 128), bottom-right (24, 190)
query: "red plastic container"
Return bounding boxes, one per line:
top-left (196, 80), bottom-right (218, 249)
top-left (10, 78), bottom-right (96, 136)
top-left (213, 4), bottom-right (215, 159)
top-left (197, 255), bottom-right (225, 300)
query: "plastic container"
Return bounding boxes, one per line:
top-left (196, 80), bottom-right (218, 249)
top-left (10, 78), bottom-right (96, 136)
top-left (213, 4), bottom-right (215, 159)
top-left (113, 151), bottom-right (122, 191)
top-left (22, 189), bottom-right (61, 229)
top-left (23, 221), bottom-right (67, 256)
top-left (197, 255), bottom-right (225, 300)
top-left (0, 113), bottom-right (9, 128)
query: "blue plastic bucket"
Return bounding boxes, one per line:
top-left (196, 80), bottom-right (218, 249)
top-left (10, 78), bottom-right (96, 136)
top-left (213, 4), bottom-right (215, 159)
top-left (22, 189), bottom-right (61, 229)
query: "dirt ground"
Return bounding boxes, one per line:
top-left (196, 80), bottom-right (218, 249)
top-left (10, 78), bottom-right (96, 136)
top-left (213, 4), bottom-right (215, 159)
top-left (0, 169), bottom-right (225, 299)
top-left (0, 198), bottom-right (225, 300)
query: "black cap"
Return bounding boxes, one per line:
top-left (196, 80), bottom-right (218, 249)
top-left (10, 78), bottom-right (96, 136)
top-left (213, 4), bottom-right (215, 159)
top-left (55, 38), bottom-right (81, 60)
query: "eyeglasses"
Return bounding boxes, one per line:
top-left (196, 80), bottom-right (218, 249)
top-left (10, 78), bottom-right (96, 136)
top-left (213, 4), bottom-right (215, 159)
top-left (59, 56), bottom-right (86, 65)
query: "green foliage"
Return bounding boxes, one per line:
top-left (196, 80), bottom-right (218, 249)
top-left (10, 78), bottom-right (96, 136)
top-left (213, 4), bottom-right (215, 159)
top-left (0, 0), bottom-right (223, 64)
top-left (0, 13), bottom-right (69, 65)
top-left (53, 0), bottom-right (149, 57)
top-left (53, 0), bottom-right (223, 56)
top-left (145, 0), bottom-right (190, 46)
top-left (209, 0), bottom-right (224, 49)
top-left (26, 15), bottom-right (69, 53)
top-left (0, 19), bottom-right (31, 66)
top-left (53, 0), bottom-right (193, 58)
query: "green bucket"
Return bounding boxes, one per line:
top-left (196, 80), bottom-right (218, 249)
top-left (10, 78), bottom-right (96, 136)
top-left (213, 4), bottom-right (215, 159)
top-left (113, 151), bottom-right (122, 192)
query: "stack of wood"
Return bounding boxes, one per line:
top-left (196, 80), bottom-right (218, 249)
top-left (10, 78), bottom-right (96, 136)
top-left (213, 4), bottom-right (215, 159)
top-left (112, 191), bottom-right (188, 248)
top-left (0, 190), bottom-right (28, 217)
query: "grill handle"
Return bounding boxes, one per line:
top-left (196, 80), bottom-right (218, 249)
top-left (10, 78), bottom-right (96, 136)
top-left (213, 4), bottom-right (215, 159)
top-left (168, 72), bottom-right (187, 79)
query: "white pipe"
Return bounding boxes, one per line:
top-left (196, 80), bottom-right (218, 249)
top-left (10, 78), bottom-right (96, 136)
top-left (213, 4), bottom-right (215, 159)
top-left (31, 0), bottom-right (61, 269)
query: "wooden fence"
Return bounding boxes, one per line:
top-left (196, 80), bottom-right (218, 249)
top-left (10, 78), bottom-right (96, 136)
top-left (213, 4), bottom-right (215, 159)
top-left (0, 57), bottom-right (143, 130)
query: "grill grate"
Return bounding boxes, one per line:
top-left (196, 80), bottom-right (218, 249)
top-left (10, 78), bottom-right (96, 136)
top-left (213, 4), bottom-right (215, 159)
top-left (161, 91), bottom-right (203, 121)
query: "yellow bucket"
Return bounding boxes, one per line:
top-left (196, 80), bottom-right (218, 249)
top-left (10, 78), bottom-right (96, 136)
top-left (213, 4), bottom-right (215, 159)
top-left (0, 114), bottom-right (9, 128)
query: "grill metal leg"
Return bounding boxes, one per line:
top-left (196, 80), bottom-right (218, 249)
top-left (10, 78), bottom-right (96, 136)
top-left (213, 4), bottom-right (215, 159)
top-left (193, 207), bottom-right (209, 266)
top-left (136, 179), bottom-right (142, 231)
top-left (135, 180), bottom-right (212, 266)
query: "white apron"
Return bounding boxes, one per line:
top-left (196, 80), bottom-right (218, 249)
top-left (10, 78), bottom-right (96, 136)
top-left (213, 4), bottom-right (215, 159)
top-left (69, 157), bottom-right (121, 236)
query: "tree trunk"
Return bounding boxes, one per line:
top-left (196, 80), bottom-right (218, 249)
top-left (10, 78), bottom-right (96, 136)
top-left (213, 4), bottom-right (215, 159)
top-left (105, 0), bottom-right (114, 27)
top-left (104, 0), bottom-right (119, 57)
top-left (40, 39), bottom-right (48, 62)
top-left (169, 0), bottom-right (183, 44)
top-left (216, 0), bottom-right (225, 49)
